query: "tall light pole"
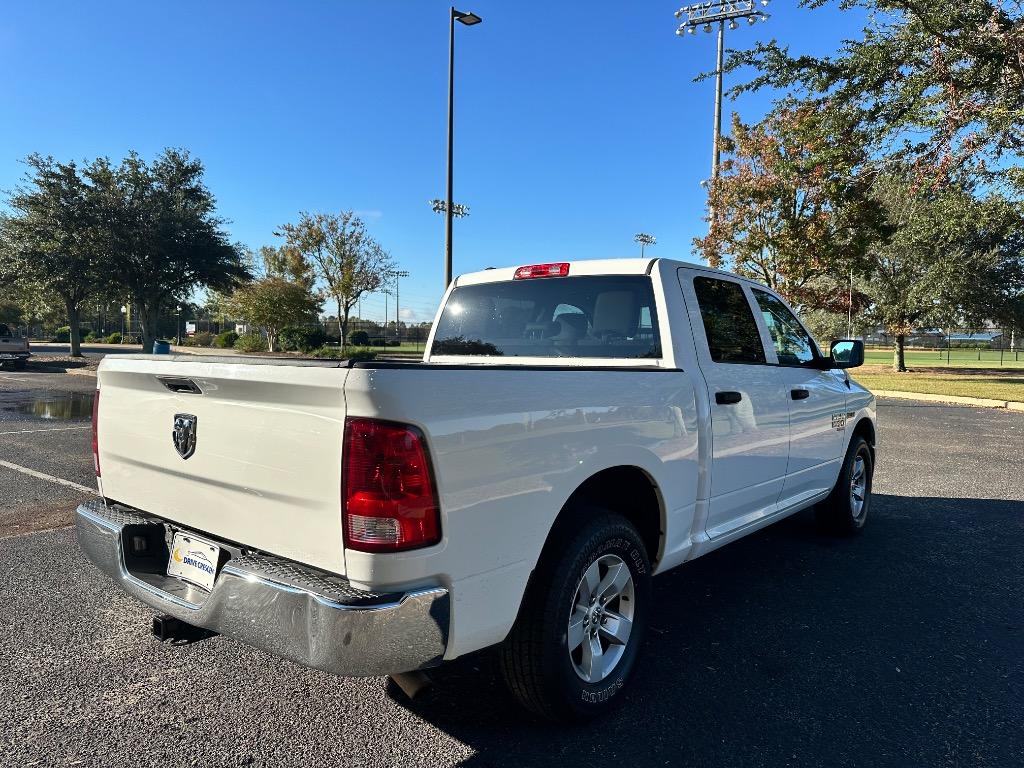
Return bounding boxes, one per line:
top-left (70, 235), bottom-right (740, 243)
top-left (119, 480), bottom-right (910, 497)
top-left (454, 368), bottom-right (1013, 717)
top-left (634, 233), bottom-right (657, 257)
top-left (675, 1), bottom-right (770, 230)
top-left (443, 7), bottom-right (482, 292)
top-left (391, 270), bottom-right (410, 342)
top-left (176, 305), bottom-right (183, 346)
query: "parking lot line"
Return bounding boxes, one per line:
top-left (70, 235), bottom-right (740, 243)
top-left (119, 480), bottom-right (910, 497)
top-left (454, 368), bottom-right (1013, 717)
top-left (0, 459), bottom-right (98, 495)
top-left (0, 426), bottom-right (91, 435)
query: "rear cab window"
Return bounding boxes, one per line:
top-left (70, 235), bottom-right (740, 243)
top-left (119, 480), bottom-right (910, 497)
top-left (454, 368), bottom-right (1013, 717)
top-left (430, 275), bottom-right (662, 360)
top-left (692, 277), bottom-right (766, 365)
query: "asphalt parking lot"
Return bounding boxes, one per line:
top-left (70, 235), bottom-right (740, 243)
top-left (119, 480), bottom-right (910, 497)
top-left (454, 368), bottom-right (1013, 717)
top-left (1, 368), bottom-right (1022, 767)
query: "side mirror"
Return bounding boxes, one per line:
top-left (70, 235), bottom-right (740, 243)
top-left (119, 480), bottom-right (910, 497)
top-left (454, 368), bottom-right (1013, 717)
top-left (829, 339), bottom-right (864, 369)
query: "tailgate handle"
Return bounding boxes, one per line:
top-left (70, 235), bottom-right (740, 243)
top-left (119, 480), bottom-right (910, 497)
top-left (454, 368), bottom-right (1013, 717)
top-left (157, 376), bottom-right (203, 395)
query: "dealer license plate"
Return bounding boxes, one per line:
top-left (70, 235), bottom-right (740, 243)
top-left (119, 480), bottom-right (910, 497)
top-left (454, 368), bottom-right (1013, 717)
top-left (167, 532), bottom-right (220, 591)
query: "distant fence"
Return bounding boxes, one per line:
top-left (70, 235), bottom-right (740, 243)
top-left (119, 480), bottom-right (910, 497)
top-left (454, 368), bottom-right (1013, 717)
top-left (283, 319), bottom-right (434, 353)
top-left (864, 328), bottom-right (1022, 366)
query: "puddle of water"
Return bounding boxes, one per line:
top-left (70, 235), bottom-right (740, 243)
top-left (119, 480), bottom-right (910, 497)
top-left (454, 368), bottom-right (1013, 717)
top-left (11, 392), bottom-right (96, 420)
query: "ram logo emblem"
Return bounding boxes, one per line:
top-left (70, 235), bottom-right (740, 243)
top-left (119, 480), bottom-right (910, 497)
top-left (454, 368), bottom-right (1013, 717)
top-left (172, 414), bottom-right (198, 460)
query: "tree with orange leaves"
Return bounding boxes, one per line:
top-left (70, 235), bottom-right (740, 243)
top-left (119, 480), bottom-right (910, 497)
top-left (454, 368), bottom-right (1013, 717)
top-left (693, 104), bottom-right (885, 315)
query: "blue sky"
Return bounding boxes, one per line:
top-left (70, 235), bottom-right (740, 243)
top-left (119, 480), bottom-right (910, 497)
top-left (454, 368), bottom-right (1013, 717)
top-left (0, 1), bottom-right (865, 322)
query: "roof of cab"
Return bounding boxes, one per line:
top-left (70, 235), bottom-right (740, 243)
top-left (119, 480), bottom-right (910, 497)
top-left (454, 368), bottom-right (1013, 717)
top-left (454, 257), bottom-right (739, 287)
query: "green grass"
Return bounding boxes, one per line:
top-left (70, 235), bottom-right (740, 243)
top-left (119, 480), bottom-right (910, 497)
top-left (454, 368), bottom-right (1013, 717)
top-left (852, 367), bottom-right (1024, 403)
top-left (386, 342), bottom-right (426, 354)
top-left (863, 347), bottom-right (1024, 369)
top-left (321, 342), bottom-right (424, 355)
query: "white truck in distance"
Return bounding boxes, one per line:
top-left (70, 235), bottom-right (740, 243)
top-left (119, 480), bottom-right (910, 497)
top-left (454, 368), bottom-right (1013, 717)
top-left (78, 258), bottom-right (876, 721)
top-left (0, 324), bottom-right (30, 370)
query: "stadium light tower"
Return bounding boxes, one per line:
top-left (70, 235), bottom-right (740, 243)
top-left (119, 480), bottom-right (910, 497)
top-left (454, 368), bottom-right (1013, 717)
top-left (634, 233), bottom-right (657, 257)
top-left (390, 269), bottom-right (410, 341)
top-left (675, 1), bottom-right (770, 230)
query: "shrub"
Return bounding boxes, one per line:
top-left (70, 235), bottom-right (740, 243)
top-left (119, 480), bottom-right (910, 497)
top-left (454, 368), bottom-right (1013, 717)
top-left (54, 326), bottom-right (89, 342)
top-left (105, 332), bottom-right (122, 345)
top-left (312, 345), bottom-right (344, 359)
top-left (214, 330), bottom-right (239, 349)
top-left (183, 331), bottom-right (214, 347)
top-left (347, 347), bottom-right (378, 362)
top-left (83, 331), bottom-right (100, 343)
top-left (280, 326), bottom-right (327, 353)
top-left (347, 329), bottom-right (370, 347)
top-left (313, 345), bottom-right (377, 362)
top-left (234, 333), bottom-right (268, 353)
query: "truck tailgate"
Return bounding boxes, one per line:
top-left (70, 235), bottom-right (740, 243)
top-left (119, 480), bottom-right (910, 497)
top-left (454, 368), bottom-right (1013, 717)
top-left (96, 356), bottom-right (350, 574)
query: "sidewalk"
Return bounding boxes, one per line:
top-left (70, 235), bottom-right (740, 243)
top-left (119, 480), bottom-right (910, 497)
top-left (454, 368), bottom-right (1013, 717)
top-left (875, 389), bottom-right (1024, 411)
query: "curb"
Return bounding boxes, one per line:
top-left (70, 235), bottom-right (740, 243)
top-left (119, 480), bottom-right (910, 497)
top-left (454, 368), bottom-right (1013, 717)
top-left (65, 368), bottom-right (98, 378)
top-left (874, 389), bottom-right (1024, 411)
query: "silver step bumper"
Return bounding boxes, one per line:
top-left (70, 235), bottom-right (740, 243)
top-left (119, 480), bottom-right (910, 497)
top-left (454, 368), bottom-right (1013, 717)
top-left (75, 500), bottom-right (449, 677)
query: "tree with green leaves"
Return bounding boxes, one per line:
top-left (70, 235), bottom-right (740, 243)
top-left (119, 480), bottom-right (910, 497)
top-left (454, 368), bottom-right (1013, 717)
top-left (0, 155), bottom-right (108, 356)
top-left (990, 290), bottom-right (1024, 351)
top-left (0, 300), bottom-right (23, 327)
top-left (259, 244), bottom-right (316, 290)
top-left (694, 104), bottom-right (885, 310)
top-left (276, 211), bottom-right (395, 347)
top-left (862, 172), bottom-right (1024, 371)
top-left (726, 0), bottom-right (1024, 183)
top-left (87, 149), bottom-right (249, 353)
top-left (225, 276), bottom-right (319, 353)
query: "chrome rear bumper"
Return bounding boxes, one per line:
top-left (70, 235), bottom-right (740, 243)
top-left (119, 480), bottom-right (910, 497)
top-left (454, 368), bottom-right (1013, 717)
top-left (75, 500), bottom-right (449, 676)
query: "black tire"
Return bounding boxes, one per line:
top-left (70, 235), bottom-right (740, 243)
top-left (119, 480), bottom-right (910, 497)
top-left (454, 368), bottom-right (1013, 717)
top-left (817, 435), bottom-right (873, 534)
top-left (498, 510), bottom-right (651, 722)
top-left (13, 358), bottom-right (27, 371)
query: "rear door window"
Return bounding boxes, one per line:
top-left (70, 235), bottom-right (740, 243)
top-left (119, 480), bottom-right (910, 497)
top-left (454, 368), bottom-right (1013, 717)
top-left (692, 277), bottom-right (766, 364)
top-left (431, 275), bottom-right (662, 359)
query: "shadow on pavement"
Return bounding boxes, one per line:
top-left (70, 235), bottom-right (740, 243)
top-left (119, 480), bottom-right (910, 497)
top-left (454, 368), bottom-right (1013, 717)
top-left (388, 494), bottom-right (1023, 768)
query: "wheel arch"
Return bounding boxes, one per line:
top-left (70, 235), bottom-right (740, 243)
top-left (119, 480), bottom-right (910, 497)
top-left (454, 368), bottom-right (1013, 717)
top-left (851, 416), bottom-right (876, 461)
top-left (545, 465), bottom-right (666, 569)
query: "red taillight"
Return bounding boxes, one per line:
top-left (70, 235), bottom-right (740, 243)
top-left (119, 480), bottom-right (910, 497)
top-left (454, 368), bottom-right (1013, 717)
top-left (513, 262), bottom-right (570, 280)
top-left (91, 389), bottom-right (100, 476)
top-left (342, 417), bottom-right (441, 553)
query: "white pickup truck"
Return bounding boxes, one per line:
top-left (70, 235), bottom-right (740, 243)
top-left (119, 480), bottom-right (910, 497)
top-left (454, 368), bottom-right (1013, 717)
top-left (0, 324), bottom-right (31, 370)
top-left (77, 258), bottom-right (875, 721)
